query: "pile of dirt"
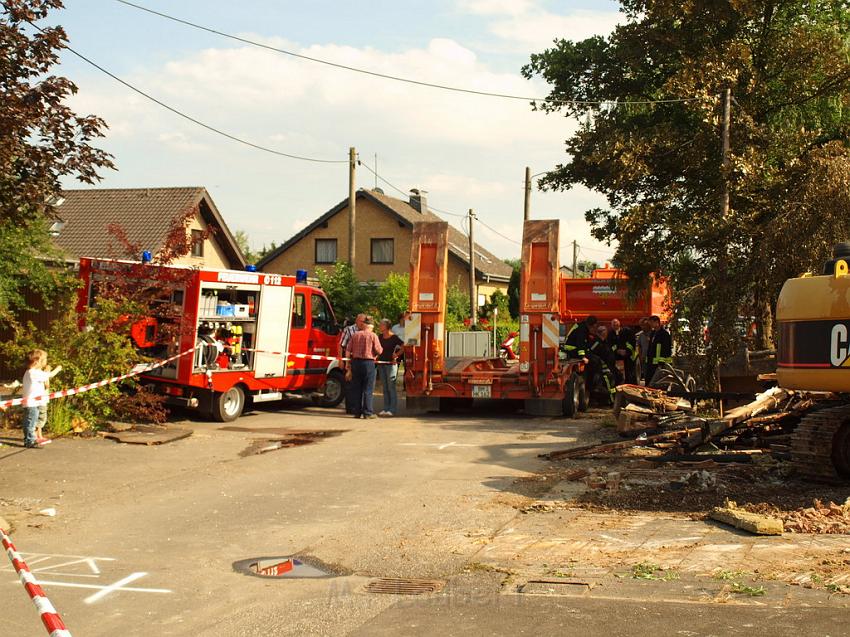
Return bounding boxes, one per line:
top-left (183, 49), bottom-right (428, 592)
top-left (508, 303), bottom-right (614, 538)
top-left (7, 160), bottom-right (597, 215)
top-left (554, 459), bottom-right (850, 527)
top-left (743, 499), bottom-right (850, 534)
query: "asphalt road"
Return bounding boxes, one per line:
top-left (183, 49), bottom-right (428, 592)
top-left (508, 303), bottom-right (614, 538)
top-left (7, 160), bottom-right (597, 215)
top-left (0, 400), bottom-right (847, 636)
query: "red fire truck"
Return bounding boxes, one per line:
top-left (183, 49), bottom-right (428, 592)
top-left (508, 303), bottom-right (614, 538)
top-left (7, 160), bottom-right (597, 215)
top-left (77, 258), bottom-right (344, 421)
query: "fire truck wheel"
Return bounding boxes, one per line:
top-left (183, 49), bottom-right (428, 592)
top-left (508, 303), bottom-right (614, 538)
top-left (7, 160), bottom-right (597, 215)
top-left (212, 386), bottom-right (245, 422)
top-left (316, 370), bottom-right (345, 408)
top-left (563, 376), bottom-right (580, 419)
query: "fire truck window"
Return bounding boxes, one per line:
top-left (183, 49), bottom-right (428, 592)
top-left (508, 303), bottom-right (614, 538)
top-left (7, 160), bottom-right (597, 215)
top-left (292, 293), bottom-right (306, 328)
top-left (311, 294), bottom-right (335, 333)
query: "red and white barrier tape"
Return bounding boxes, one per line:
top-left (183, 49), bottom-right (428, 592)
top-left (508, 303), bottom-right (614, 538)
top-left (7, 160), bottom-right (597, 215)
top-left (242, 347), bottom-right (397, 365)
top-left (0, 346), bottom-right (196, 410)
top-left (1, 528), bottom-right (72, 637)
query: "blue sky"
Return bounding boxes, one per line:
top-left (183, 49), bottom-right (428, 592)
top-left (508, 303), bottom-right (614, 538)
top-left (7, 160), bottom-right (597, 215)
top-left (51, 0), bottom-right (623, 263)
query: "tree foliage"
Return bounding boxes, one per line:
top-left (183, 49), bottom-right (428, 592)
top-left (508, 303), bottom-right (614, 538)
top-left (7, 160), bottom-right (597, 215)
top-left (0, 0), bottom-right (113, 321)
top-left (375, 272), bottom-right (409, 323)
top-left (505, 258), bottom-right (521, 318)
top-left (524, 0), bottom-right (850, 375)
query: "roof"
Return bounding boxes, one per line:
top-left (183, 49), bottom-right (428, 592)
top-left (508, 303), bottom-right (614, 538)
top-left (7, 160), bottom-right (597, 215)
top-left (54, 187), bottom-right (245, 269)
top-left (257, 188), bottom-right (513, 281)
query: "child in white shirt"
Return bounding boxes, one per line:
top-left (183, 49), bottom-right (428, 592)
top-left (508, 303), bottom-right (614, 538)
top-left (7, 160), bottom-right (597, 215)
top-left (21, 350), bottom-right (61, 449)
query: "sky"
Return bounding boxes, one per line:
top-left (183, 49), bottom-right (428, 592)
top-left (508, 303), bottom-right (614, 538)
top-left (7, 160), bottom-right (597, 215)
top-left (49, 0), bottom-right (624, 265)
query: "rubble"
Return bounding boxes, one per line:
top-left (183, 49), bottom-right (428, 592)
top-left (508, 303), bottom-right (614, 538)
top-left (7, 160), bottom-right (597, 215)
top-left (743, 498), bottom-right (850, 534)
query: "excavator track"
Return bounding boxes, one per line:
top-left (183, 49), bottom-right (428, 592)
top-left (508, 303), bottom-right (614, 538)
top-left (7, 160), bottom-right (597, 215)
top-left (791, 404), bottom-right (850, 484)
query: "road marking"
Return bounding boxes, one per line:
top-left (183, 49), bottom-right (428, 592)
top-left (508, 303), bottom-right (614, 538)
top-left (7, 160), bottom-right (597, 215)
top-left (83, 572), bottom-right (151, 604)
top-left (28, 573), bottom-right (172, 603)
top-left (398, 442), bottom-right (477, 450)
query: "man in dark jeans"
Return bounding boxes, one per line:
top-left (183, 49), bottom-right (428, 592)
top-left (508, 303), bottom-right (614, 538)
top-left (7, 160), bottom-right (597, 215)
top-left (345, 316), bottom-right (383, 418)
top-left (339, 313), bottom-right (365, 413)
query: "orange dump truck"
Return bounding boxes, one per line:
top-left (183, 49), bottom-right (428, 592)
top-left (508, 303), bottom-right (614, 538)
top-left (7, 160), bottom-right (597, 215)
top-left (559, 266), bottom-right (668, 328)
top-left (402, 219), bottom-right (588, 417)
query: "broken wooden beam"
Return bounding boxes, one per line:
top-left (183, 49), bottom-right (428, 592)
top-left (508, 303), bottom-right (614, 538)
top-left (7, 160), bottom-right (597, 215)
top-left (710, 503), bottom-right (783, 535)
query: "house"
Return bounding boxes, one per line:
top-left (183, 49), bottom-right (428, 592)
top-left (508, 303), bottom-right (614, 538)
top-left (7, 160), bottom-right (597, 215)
top-left (53, 187), bottom-right (246, 269)
top-left (258, 188), bottom-right (513, 305)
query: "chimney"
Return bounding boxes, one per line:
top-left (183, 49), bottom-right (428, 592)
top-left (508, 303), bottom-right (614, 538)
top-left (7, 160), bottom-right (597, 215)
top-left (409, 188), bottom-right (428, 213)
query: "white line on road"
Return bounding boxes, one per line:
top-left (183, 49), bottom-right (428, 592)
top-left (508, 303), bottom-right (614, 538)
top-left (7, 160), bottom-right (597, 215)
top-left (397, 442), bottom-right (477, 450)
top-left (22, 573), bottom-right (173, 602)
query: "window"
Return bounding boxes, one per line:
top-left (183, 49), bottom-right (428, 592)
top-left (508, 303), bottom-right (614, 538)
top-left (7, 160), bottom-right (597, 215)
top-left (292, 293), bottom-right (306, 328)
top-left (315, 238), bottom-right (337, 264)
top-left (311, 293), bottom-right (336, 334)
top-left (191, 229), bottom-right (204, 258)
top-left (371, 238), bottom-right (394, 264)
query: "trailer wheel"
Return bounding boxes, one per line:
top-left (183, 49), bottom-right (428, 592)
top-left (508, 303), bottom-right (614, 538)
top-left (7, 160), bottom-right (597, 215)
top-left (563, 375), bottom-right (580, 419)
top-left (316, 370), bottom-right (345, 408)
top-left (577, 375), bottom-right (589, 412)
top-left (212, 386), bottom-right (245, 422)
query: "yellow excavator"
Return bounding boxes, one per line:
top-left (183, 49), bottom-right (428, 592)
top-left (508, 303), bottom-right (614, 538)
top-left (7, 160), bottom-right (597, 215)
top-left (776, 243), bottom-right (850, 482)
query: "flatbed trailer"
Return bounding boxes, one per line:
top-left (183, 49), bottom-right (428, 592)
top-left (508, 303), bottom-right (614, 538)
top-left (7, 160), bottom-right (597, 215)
top-left (402, 220), bottom-right (588, 417)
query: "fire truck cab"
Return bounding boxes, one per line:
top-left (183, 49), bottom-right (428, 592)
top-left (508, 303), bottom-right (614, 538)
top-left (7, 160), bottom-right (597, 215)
top-left (78, 258), bottom-right (344, 421)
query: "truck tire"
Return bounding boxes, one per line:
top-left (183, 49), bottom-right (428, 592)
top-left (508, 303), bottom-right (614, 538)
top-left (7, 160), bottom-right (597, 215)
top-left (316, 370), bottom-right (345, 408)
top-left (212, 385), bottom-right (245, 422)
top-left (563, 375), bottom-right (580, 419)
top-left (577, 375), bottom-right (589, 412)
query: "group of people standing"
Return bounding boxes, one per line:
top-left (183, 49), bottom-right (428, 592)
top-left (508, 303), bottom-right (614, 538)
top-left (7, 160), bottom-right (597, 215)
top-left (564, 314), bottom-right (673, 396)
top-left (338, 313), bottom-right (404, 419)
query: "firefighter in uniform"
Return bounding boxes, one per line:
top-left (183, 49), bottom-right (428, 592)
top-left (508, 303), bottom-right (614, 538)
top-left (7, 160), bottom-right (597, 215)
top-left (564, 315), bottom-right (599, 398)
top-left (591, 325), bottom-right (618, 401)
top-left (644, 315), bottom-right (673, 386)
top-left (609, 318), bottom-right (638, 385)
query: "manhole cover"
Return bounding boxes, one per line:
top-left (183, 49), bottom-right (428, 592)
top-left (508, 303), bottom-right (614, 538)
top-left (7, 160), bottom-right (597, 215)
top-left (232, 556), bottom-right (338, 579)
top-left (364, 578), bottom-right (445, 595)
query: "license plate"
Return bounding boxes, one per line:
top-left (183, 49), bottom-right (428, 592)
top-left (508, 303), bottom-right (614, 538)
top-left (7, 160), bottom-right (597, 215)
top-left (471, 385), bottom-right (491, 398)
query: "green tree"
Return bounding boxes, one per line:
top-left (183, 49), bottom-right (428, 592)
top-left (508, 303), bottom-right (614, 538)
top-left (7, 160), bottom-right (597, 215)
top-left (0, 0), bottom-right (113, 323)
top-left (575, 260), bottom-right (599, 278)
top-left (316, 262), bottom-right (378, 321)
top-left (524, 0), bottom-right (850, 376)
top-left (375, 272), bottom-right (409, 323)
top-left (233, 230), bottom-right (258, 264)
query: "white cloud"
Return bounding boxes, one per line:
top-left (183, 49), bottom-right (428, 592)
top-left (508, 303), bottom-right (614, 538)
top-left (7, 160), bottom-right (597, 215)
top-left (488, 10), bottom-right (622, 49)
top-left (157, 131), bottom-right (209, 153)
top-left (457, 0), bottom-right (536, 16)
top-left (456, 1), bottom-right (622, 51)
top-left (64, 34), bottom-right (614, 260)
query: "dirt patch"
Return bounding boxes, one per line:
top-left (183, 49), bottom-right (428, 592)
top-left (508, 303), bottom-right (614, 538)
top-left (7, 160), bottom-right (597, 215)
top-left (238, 430), bottom-right (346, 457)
top-left (549, 457), bottom-right (850, 531)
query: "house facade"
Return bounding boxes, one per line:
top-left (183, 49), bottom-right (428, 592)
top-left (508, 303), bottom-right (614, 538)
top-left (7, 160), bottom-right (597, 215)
top-left (258, 188), bottom-right (512, 303)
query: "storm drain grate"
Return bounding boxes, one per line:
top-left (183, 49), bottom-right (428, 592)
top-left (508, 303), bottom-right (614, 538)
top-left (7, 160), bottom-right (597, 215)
top-left (364, 577), bottom-right (445, 595)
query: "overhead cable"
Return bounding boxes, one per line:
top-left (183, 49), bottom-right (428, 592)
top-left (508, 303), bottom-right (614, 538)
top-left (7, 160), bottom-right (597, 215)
top-left (112, 0), bottom-right (704, 107)
top-left (49, 34), bottom-right (348, 163)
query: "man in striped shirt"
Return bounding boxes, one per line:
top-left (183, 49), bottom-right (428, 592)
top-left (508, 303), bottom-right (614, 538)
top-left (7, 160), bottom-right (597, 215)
top-left (345, 316), bottom-right (382, 418)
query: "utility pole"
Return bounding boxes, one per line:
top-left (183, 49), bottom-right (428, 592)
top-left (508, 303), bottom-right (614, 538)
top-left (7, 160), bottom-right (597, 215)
top-left (719, 88), bottom-right (731, 218)
top-left (468, 208), bottom-right (477, 326)
top-left (572, 240), bottom-right (578, 277)
top-left (348, 147), bottom-right (356, 264)
top-left (523, 166), bottom-right (531, 221)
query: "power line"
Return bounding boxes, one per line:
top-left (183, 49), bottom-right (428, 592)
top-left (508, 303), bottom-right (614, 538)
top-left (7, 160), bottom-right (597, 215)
top-left (477, 218), bottom-right (521, 245)
top-left (357, 161), bottom-right (466, 219)
top-left (49, 34), bottom-right (348, 163)
top-left (111, 0), bottom-right (704, 107)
